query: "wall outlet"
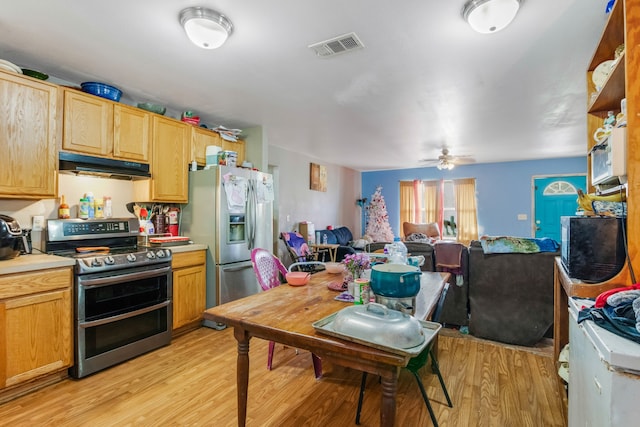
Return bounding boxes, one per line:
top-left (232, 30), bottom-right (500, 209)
top-left (32, 215), bottom-right (45, 231)
top-left (517, 214), bottom-right (528, 221)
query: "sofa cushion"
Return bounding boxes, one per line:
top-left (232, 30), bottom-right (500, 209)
top-left (332, 227), bottom-right (353, 246)
top-left (316, 230), bottom-right (338, 245)
top-left (403, 222), bottom-right (440, 239)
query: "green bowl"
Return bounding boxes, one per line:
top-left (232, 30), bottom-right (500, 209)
top-left (137, 102), bottom-right (166, 115)
top-left (21, 69), bottom-right (49, 80)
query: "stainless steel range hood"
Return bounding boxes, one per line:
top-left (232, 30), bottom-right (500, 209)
top-left (58, 152), bottom-right (151, 180)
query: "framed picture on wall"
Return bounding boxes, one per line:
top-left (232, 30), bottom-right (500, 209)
top-left (310, 163), bottom-right (327, 192)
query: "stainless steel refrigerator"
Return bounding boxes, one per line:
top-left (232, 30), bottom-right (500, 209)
top-left (182, 166), bottom-right (274, 328)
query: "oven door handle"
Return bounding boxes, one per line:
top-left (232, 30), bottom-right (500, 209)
top-left (80, 300), bottom-right (171, 328)
top-left (78, 265), bottom-right (172, 288)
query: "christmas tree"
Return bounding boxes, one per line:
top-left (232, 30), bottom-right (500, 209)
top-left (365, 186), bottom-right (395, 242)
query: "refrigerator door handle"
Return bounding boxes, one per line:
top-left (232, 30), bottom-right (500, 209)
top-left (246, 179), bottom-right (257, 250)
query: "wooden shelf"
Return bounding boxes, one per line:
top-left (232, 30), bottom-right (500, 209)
top-left (588, 55), bottom-right (626, 114)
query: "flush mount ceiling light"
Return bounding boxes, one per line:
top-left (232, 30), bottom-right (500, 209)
top-left (179, 7), bottom-right (233, 49)
top-left (462, 0), bottom-right (521, 34)
top-left (437, 159), bottom-right (455, 170)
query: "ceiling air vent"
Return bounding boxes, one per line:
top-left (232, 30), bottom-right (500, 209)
top-left (308, 32), bottom-right (364, 57)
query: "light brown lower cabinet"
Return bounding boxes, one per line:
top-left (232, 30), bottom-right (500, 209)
top-left (0, 268), bottom-right (73, 390)
top-left (172, 251), bottom-right (206, 335)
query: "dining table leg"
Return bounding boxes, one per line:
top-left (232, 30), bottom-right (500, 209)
top-left (234, 328), bottom-right (251, 427)
top-left (380, 369), bottom-right (399, 427)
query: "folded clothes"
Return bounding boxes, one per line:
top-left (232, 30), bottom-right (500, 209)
top-left (595, 284), bottom-right (640, 308)
top-left (607, 289), bottom-right (640, 307)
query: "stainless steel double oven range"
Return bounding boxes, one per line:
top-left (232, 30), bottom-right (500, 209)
top-left (46, 218), bottom-right (173, 378)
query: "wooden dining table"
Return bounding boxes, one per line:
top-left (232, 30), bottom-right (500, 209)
top-left (204, 269), bottom-right (449, 427)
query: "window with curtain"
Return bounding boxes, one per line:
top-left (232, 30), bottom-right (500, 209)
top-left (399, 178), bottom-right (478, 244)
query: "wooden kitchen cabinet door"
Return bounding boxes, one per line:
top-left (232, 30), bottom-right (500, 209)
top-left (63, 89), bottom-right (112, 156)
top-left (134, 116), bottom-right (190, 202)
top-left (172, 251), bottom-right (206, 332)
top-left (0, 71), bottom-right (59, 198)
top-left (192, 127), bottom-right (221, 166)
top-left (113, 104), bottom-right (150, 162)
top-left (1, 289), bottom-right (72, 388)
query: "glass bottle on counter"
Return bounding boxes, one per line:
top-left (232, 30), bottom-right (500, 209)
top-left (103, 196), bottom-right (112, 218)
top-left (58, 195), bottom-right (70, 219)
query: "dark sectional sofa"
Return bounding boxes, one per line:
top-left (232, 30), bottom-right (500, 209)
top-left (364, 238), bottom-right (558, 346)
top-left (467, 240), bottom-right (559, 346)
top-left (314, 227), bottom-right (357, 261)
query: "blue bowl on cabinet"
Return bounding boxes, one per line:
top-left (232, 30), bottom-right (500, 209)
top-left (80, 82), bottom-right (122, 102)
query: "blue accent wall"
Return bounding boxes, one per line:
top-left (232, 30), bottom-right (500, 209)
top-left (361, 157), bottom-right (587, 238)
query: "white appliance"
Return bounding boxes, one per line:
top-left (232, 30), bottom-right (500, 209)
top-left (182, 166), bottom-right (274, 328)
top-left (568, 297), bottom-right (640, 426)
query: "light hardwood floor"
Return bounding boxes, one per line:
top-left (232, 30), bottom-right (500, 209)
top-left (0, 327), bottom-right (567, 426)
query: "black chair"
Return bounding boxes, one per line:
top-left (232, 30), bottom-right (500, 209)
top-left (355, 282), bottom-right (453, 426)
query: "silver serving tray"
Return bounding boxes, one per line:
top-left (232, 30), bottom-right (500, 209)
top-left (312, 311), bottom-right (441, 357)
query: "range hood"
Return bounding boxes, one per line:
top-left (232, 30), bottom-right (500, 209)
top-left (58, 152), bottom-right (151, 180)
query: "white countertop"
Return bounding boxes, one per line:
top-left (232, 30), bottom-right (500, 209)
top-left (166, 243), bottom-right (207, 254)
top-left (0, 253), bottom-right (76, 275)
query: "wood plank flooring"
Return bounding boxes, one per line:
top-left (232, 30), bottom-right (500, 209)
top-left (0, 327), bottom-right (567, 426)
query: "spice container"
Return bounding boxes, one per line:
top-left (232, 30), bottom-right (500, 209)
top-left (354, 278), bottom-right (371, 305)
top-left (95, 198), bottom-right (104, 218)
top-left (79, 198), bottom-right (90, 219)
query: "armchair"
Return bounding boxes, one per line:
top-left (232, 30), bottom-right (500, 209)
top-left (403, 222), bottom-right (441, 240)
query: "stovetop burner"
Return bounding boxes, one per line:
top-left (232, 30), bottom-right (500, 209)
top-left (45, 218), bottom-right (172, 274)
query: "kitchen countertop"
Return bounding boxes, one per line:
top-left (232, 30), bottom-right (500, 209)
top-left (0, 253), bottom-right (76, 275)
top-left (166, 243), bottom-right (207, 254)
top-left (0, 244), bottom-right (207, 276)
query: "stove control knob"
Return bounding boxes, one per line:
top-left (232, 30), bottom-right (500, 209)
top-left (91, 257), bottom-right (103, 267)
top-left (156, 249), bottom-right (166, 258)
top-left (146, 251), bottom-right (156, 259)
top-left (104, 256), bottom-right (115, 265)
top-left (126, 253), bottom-right (137, 262)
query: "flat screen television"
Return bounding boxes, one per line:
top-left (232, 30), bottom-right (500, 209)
top-left (560, 216), bottom-right (626, 283)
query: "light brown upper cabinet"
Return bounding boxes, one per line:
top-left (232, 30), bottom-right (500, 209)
top-left (63, 89), bottom-right (150, 162)
top-left (191, 126), bottom-right (247, 167)
top-left (134, 116), bottom-right (190, 203)
top-left (113, 104), bottom-right (151, 162)
top-left (222, 138), bottom-right (246, 166)
top-left (191, 127), bottom-right (222, 166)
top-left (0, 70), bottom-right (59, 198)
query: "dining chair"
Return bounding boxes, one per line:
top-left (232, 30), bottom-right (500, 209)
top-left (355, 282), bottom-right (453, 426)
top-left (250, 248), bottom-right (323, 379)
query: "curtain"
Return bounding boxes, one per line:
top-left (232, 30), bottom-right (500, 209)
top-left (399, 181), bottom-right (414, 236)
top-left (422, 180), bottom-right (439, 223)
top-left (454, 178), bottom-right (479, 245)
top-left (413, 180), bottom-right (421, 222)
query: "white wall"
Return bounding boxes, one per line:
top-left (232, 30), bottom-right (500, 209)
top-left (268, 145), bottom-right (362, 262)
top-left (0, 174), bottom-right (136, 251)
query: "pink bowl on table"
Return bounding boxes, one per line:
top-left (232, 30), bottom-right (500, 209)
top-left (286, 271), bottom-right (311, 286)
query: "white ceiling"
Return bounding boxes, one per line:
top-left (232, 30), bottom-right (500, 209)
top-left (0, 0), bottom-right (608, 171)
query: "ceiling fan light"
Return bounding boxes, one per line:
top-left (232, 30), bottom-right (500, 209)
top-left (180, 7), bottom-right (233, 49)
top-left (463, 0), bottom-right (520, 34)
top-left (437, 160), bottom-right (455, 170)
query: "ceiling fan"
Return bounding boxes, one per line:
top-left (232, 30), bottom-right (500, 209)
top-left (419, 148), bottom-right (475, 170)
